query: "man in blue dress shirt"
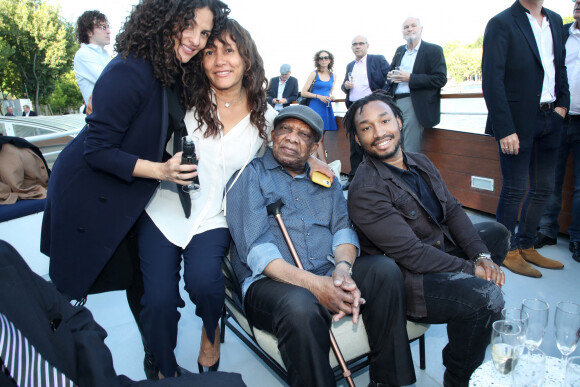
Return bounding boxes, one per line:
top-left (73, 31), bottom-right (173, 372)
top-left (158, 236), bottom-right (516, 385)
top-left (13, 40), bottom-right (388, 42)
top-left (226, 105), bottom-right (415, 387)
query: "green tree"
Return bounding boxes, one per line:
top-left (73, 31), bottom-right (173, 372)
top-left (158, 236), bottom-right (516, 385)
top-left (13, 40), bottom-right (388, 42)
top-left (563, 16), bottom-right (574, 25)
top-left (444, 38), bottom-right (483, 83)
top-left (47, 69), bottom-right (82, 114)
top-left (0, 0), bottom-right (77, 111)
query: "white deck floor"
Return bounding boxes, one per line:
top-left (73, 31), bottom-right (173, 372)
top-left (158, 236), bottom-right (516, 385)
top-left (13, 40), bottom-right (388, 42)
top-left (1, 208), bottom-right (579, 386)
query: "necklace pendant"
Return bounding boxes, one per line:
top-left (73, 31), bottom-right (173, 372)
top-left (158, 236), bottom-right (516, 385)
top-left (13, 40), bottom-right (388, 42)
top-left (225, 102), bottom-right (231, 108)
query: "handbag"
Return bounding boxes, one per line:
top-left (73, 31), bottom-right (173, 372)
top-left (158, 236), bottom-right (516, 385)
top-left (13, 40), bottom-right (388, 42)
top-left (297, 71), bottom-right (317, 106)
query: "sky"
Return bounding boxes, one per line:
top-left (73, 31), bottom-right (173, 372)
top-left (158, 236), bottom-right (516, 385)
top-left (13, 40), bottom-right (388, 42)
top-left (48, 0), bottom-right (575, 94)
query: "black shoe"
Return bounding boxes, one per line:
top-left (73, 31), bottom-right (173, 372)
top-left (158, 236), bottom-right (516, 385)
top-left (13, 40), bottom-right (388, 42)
top-left (197, 358), bottom-right (220, 373)
top-left (571, 242), bottom-right (580, 263)
top-left (368, 380), bottom-right (397, 387)
top-left (534, 232), bottom-right (557, 249)
top-left (143, 345), bottom-right (159, 380)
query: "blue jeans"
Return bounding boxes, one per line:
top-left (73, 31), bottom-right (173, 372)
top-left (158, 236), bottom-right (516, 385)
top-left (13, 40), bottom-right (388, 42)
top-left (410, 221), bottom-right (509, 387)
top-left (496, 109), bottom-right (563, 250)
top-left (136, 213), bottom-right (229, 377)
top-left (539, 118), bottom-right (580, 242)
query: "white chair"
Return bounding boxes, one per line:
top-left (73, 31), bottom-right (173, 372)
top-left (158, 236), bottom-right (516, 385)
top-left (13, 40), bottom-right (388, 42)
top-left (220, 255), bottom-right (430, 383)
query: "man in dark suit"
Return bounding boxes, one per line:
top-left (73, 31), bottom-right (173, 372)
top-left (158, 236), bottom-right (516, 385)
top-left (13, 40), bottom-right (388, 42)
top-left (535, 0), bottom-right (580, 263)
top-left (0, 240), bottom-right (245, 386)
top-left (4, 106), bottom-right (15, 116)
top-left (482, 0), bottom-right (570, 278)
top-left (387, 17), bottom-right (447, 153)
top-left (341, 35), bottom-right (390, 186)
top-left (266, 64), bottom-right (299, 111)
top-left (22, 104), bottom-right (37, 116)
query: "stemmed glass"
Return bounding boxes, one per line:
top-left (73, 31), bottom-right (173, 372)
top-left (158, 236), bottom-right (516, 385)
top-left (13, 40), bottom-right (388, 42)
top-left (522, 298), bottom-right (549, 349)
top-left (502, 307), bottom-right (529, 345)
top-left (347, 72), bottom-right (353, 83)
top-left (491, 320), bottom-right (521, 376)
top-left (511, 346), bottom-right (546, 387)
top-left (566, 356), bottom-right (580, 386)
top-left (555, 302), bottom-right (580, 361)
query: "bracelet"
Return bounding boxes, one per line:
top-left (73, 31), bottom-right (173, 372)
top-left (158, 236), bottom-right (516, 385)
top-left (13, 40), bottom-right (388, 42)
top-left (335, 260), bottom-right (353, 275)
top-left (474, 254), bottom-right (492, 265)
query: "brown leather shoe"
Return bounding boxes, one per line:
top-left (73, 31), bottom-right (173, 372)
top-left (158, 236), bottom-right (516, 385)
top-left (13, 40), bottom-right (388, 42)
top-left (502, 250), bottom-right (542, 278)
top-left (519, 247), bottom-right (564, 269)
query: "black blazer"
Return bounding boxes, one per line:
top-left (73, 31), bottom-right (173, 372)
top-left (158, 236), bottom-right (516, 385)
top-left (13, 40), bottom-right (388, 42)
top-left (341, 54), bottom-right (390, 108)
top-left (266, 76), bottom-right (299, 107)
top-left (387, 41), bottom-right (447, 128)
top-left (0, 240), bottom-right (246, 387)
top-left (22, 111), bottom-right (38, 116)
top-left (482, 1), bottom-right (570, 141)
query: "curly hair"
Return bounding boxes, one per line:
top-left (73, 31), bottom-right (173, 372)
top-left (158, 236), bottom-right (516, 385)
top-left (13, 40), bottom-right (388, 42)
top-left (190, 18), bottom-right (269, 141)
top-left (342, 90), bottom-right (403, 140)
top-left (115, 0), bottom-right (230, 106)
top-left (313, 49), bottom-right (334, 72)
top-left (76, 10), bottom-right (107, 44)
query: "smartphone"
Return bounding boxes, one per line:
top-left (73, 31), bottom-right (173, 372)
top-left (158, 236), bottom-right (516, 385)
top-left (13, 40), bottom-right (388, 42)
top-left (312, 171), bottom-right (331, 188)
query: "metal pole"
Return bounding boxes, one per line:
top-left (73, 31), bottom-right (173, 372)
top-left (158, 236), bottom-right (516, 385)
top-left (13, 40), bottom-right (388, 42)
top-left (266, 199), bottom-right (356, 387)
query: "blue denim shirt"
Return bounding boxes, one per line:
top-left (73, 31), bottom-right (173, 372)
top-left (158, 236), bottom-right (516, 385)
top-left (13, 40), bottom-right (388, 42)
top-left (226, 148), bottom-right (359, 301)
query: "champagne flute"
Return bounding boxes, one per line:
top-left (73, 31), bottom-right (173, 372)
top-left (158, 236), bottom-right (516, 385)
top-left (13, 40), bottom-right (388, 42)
top-left (555, 302), bottom-right (580, 361)
top-left (511, 346), bottom-right (546, 387)
top-left (502, 307), bottom-right (529, 346)
top-left (347, 72), bottom-right (353, 83)
top-left (522, 298), bottom-right (549, 349)
top-left (566, 356), bottom-right (580, 387)
top-left (491, 320), bottom-right (521, 376)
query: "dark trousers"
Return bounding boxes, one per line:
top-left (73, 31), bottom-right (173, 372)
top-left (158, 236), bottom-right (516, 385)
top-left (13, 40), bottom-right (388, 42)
top-left (136, 213), bottom-right (229, 377)
top-left (410, 221), bottom-right (508, 387)
top-left (496, 109), bottom-right (563, 250)
top-left (244, 255), bottom-right (416, 387)
top-left (348, 134), bottom-right (364, 179)
top-left (539, 117), bottom-right (580, 242)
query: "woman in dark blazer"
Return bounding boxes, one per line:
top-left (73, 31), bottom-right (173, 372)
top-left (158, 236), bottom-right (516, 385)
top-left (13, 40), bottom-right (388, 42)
top-left (41, 0), bottom-right (230, 379)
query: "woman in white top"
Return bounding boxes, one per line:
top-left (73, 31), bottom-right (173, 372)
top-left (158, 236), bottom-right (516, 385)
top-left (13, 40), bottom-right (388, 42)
top-left (137, 19), bottom-right (279, 377)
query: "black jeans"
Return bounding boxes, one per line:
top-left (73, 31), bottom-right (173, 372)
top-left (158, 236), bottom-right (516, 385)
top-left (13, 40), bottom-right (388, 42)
top-left (409, 221), bottom-right (509, 387)
top-left (244, 255), bottom-right (416, 387)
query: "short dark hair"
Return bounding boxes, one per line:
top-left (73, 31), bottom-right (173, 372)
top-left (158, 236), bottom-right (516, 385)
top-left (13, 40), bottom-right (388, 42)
top-left (76, 10), bottom-right (108, 44)
top-left (342, 90), bottom-right (403, 140)
top-left (313, 50), bottom-right (334, 72)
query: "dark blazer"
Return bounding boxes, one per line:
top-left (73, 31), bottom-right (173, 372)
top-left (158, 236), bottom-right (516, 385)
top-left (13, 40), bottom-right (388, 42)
top-left (387, 41), bottom-right (447, 128)
top-left (0, 240), bottom-right (245, 387)
top-left (341, 54), bottom-right (390, 108)
top-left (22, 110), bottom-right (38, 116)
top-left (266, 76), bottom-right (299, 107)
top-left (41, 54), bottom-right (167, 300)
top-left (482, 1), bottom-right (570, 141)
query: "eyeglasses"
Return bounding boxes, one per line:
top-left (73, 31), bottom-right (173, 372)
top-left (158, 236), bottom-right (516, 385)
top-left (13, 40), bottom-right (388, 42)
top-left (318, 56), bottom-right (330, 60)
top-left (95, 24), bottom-right (110, 31)
top-left (352, 42), bottom-right (367, 47)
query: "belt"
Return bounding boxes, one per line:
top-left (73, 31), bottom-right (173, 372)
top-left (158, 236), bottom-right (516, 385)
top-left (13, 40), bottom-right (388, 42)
top-left (394, 93), bottom-right (411, 100)
top-left (539, 102), bottom-right (555, 111)
top-left (567, 114), bottom-right (580, 122)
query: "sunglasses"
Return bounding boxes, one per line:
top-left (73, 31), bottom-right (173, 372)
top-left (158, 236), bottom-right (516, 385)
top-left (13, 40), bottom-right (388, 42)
top-left (318, 56), bottom-right (330, 60)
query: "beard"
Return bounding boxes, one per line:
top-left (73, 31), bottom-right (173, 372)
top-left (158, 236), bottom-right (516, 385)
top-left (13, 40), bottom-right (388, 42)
top-left (365, 134), bottom-right (403, 162)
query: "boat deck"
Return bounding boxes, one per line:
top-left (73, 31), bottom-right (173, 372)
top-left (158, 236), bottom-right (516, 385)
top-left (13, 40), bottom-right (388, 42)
top-left (0, 208), bottom-right (578, 386)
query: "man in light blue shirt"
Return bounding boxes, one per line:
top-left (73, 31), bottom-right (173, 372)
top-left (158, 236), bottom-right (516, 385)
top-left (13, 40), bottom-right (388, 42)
top-left (226, 105), bottom-right (415, 387)
top-left (74, 10), bottom-right (111, 113)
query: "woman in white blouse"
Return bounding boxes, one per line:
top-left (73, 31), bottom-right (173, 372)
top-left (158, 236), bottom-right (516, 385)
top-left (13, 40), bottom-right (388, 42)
top-left (137, 19), bottom-right (335, 377)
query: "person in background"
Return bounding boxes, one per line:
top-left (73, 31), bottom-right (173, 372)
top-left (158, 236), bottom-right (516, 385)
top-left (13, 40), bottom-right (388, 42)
top-left (4, 106), bottom-right (14, 116)
top-left (22, 105), bottom-right (37, 116)
top-left (267, 64), bottom-right (299, 111)
top-left (74, 10), bottom-right (111, 114)
top-left (41, 0), bottom-right (230, 379)
top-left (535, 0), bottom-right (580, 263)
top-left (387, 17), bottom-right (447, 153)
top-left (482, 0), bottom-right (569, 278)
top-left (300, 50), bottom-right (337, 163)
top-left (341, 35), bottom-right (390, 189)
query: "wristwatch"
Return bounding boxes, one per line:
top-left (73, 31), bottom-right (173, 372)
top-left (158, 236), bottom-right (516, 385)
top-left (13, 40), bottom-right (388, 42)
top-left (475, 252), bottom-right (492, 264)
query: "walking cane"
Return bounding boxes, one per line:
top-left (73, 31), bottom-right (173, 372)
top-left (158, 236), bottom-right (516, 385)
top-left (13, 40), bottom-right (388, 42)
top-left (266, 199), bottom-right (356, 387)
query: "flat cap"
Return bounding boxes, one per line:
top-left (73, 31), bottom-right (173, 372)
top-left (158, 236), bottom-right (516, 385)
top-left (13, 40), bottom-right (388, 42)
top-left (273, 105), bottom-right (323, 141)
top-left (280, 64), bottom-right (291, 74)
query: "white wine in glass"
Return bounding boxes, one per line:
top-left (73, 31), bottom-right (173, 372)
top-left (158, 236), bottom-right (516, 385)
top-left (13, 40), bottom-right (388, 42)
top-left (491, 320), bottom-right (521, 375)
top-left (555, 302), bottom-right (580, 361)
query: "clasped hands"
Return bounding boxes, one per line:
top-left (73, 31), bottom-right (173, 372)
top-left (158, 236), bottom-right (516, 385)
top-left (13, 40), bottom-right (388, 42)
top-left (474, 258), bottom-right (505, 288)
top-left (314, 267), bottom-right (365, 324)
top-left (159, 152), bottom-right (199, 185)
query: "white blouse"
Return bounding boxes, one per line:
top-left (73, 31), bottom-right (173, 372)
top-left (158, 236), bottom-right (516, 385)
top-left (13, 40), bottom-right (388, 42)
top-left (145, 105), bottom-right (277, 248)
